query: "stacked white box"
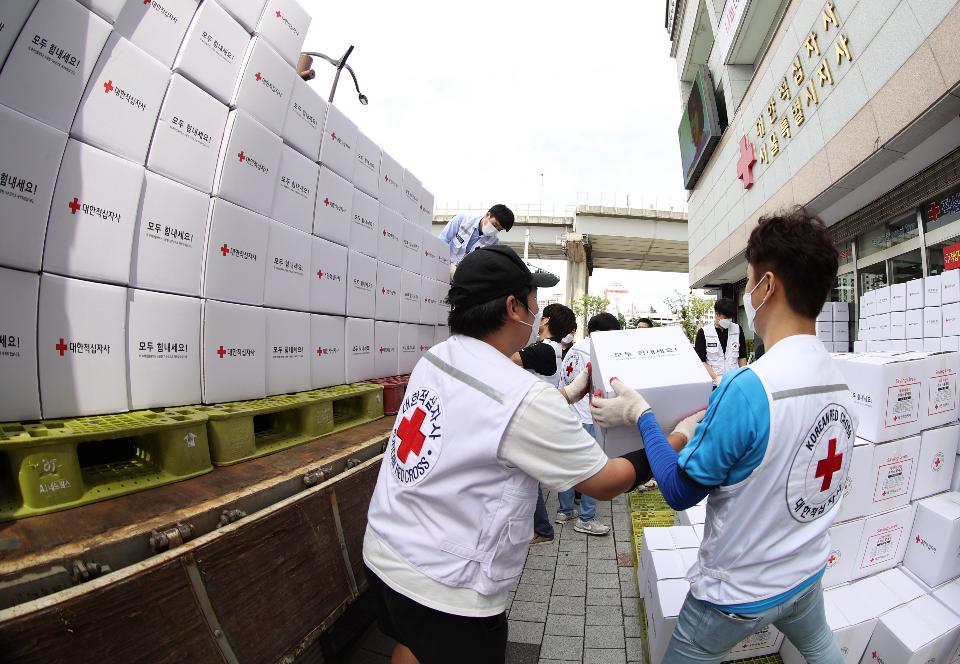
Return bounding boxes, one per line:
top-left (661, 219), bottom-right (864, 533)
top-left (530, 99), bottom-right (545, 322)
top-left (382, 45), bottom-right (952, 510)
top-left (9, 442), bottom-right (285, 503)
top-left (217, 0), bottom-right (267, 32)
top-left (43, 139), bottom-right (145, 285)
top-left (114, 0), bottom-right (199, 68)
top-left (281, 76), bottom-right (327, 161)
top-left (398, 324), bottom-right (420, 375)
top-left (835, 354), bottom-right (923, 443)
top-left (378, 206), bottom-right (404, 267)
top-left (434, 326), bottom-right (449, 345)
top-left (837, 435), bottom-right (920, 522)
top-left (863, 594), bottom-right (960, 664)
top-left (920, 352), bottom-right (960, 430)
top-left (313, 166), bottom-right (353, 246)
top-left (265, 308), bottom-right (310, 395)
top-left (890, 284), bottom-right (907, 312)
top-left (818, 302), bottom-right (833, 323)
top-left (319, 103), bottom-right (357, 181)
top-left (0, 0), bottom-right (112, 132)
top-left (851, 504), bottom-right (916, 581)
top-left (889, 312), bottom-right (905, 339)
top-left (907, 278), bottom-right (924, 310)
top-left (148, 74), bottom-right (230, 194)
top-left (379, 149), bottom-right (403, 212)
top-left (944, 270), bottom-right (960, 305)
top-left (255, 0), bottom-right (310, 66)
top-left (927, 338), bottom-right (944, 353)
top-left (376, 262), bottom-right (401, 322)
top-left (420, 190), bottom-right (435, 230)
top-left (200, 299), bottom-right (265, 404)
top-left (130, 171), bottom-right (210, 297)
top-left (0, 2), bottom-right (39, 71)
top-left (310, 314), bottom-right (346, 388)
top-left (816, 321), bottom-right (834, 342)
top-left (945, 303), bottom-right (960, 338)
top-left (264, 220), bottom-right (310, 311)
top-left (418, 324), bottom-right (435, 357)
top-left (0, 104), bottom-right (67, 272)
top-left (346, 250), bottom-right (376, 319)
top-left (375, 321), bottom-right (399, 378)
top-left (928, 275), bottom-right (944, 307)
top-left (402, 219), bottom-right (423, 275)
top-left (419, 278), bottom-right (438, 325)
top-left (310, 236), bottom-right (347, 315)
top-left (904, 492), bottom-right (960, 588)
top-left (271, 144), bottom-right (318, 234)
top-left (906, 308), bottom-right (924, 339)
top-left (400, 270), bottom-right (422, 324)
top-left (824, 518), bottom-right (864, 587)
top-left (0, 267), bottom-right (40, 421)
top-left (351, 188), bottom-right (380, 258)
top-left (71, 35), bottom-right (169, 165)
top-left (75, 0), bottom-right (124, 22)
top-left (354, 130), bottom-right (381, 199)
top-left (212, 109), bottom-right (282, 217)
top-left (345, 317), bottom-right (374, 382)
top-left (876, 287), bottom-right (891, 314)
top-left (201, 198), bottom-right (269, 306)
top-left (126, 289), bottom-right (201, 410)
top-left (172, 0), bottom-right (250, 106)
top-left (402, 169), bottom-right (422, 223)
top-left (38, 274), bottom-right (128, 418)
top-left (231, 36), bottom-right (294, 136)
top-left (914, 424), bottom-right (960, 500)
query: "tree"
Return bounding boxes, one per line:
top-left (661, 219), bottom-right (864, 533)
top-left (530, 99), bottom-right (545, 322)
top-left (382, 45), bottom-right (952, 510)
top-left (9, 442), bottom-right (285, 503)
top-left (571, 294), bottom-right (609, 320)
top-left (617, 312), bottom-right (626, 329)
top-left (664, 289), bottom-right (715, 343)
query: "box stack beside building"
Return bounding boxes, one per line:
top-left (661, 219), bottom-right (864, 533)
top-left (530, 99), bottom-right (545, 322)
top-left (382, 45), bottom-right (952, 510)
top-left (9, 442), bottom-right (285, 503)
top-left (0, 0), bottom-right (448, 423)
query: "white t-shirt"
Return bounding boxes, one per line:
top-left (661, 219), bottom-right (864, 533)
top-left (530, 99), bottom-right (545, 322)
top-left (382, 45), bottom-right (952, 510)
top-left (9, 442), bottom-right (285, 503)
top-left (363, 380), bottom-right (608, 616)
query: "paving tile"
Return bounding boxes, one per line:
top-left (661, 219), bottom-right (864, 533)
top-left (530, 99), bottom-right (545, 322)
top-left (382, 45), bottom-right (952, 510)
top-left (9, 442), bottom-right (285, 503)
top-left (622, 600), bottom-right (641, 617)
top-left (583, 648), bottom-right (627, 664)
top-left (515, 583), bottom-right (550, 603)
top-left (521, 568), bottom-right (555, 587)
top-left (555, 563), bottom-right (587, 580)
top-left (620, 580), bottom-right (639, 599)
top-left (510, 600), bottom-right (549, 623)
top-left (586, 604), bottom-right (624, 625)
top-left (551, 576), bottom-right (587, 597)
top-left (618, 567), bottom-right (636, 583)
top-left (588, 559), bottom-right (619, 574)
top-left (544, 613), bottom-right (586, 636)
top-left (585, 625), bottom-right (625, 649)
top-left (506, 641), bottom-right (541, 664)
top-left (625, 637), bottom-right (643, 662)
top-left (623, 618), bottom-right (642, 637)
top-left (537, 660), bottom-right (581, 664)
top-left (586, 587), bottom-right (623, 606)
top-left (526, 555), bottom-right (560, 571)
top-left (508, 619), bottom-right (545, 645)
top-left (588, 572), bottom-right (620, 589)
top-left (539, 635), bottom-right (584, 661)
top-left (548, 594), bottom-right (586, 616)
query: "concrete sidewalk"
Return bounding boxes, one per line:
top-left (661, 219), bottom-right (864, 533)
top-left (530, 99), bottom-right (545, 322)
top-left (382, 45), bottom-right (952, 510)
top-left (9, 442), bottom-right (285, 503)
top-left (345, 491), bottom-right (643, 664)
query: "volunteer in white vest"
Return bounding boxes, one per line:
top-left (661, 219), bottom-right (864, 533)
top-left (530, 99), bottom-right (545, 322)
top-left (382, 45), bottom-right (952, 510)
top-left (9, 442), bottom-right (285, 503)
top-left (437, 204), bottom-right (514, 267)
top-left (592, 209), bottom-right (856, 664)
top-left (695, 297), bottom-right (747, 387)
top-left (363, 245), bottom-right (696, 664)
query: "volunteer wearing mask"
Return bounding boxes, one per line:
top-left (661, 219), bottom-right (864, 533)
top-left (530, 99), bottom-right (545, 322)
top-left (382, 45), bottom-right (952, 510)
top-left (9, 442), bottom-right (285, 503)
top-left (363, 245), bottom-right (696, 664)
top-left (438, 204), bottom-right (514, 267)
top-left (592, 209), bottom-right (855, 663)
top-left (695, 298), bottom-right (747, 386)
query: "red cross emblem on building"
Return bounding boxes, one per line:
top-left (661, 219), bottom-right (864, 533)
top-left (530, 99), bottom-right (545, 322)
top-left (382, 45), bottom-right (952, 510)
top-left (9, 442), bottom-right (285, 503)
top-left (216, 345), bottom-right (227, 358)
top-left (55, 338), bottom-right (68, 356)
top-left (255, 72), bottom-right (262, 81)
top-left (68, 197), bottom-right (81, 214)
top-left (237, 151), bottom-right (246, 162)
top-left (103, 80), bottom-right (113, 94)
top-left (815, 438), bottom-right (843, 491)
top-left (396, 407), bottom-right (427, 463)
top-left (929, 201), bottom-right (942, 222)
top-left (220, 243), bottom-right (230, 256)
top-left (736, 135), bottom-right (756, 190)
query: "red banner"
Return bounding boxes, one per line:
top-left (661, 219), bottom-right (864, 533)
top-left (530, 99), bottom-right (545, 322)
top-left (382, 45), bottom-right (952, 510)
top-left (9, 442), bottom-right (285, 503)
top-left (944, 243), bottom-right (960, 271)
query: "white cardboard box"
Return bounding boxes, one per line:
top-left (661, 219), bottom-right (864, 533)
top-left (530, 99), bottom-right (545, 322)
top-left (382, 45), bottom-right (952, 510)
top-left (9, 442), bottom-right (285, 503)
top-left (907, 278), bottom-right (925, 310)
top-left (914, 425), bottom-right (960, 501)
top-left (201, 299), bottom-right (265, 403)
top-left (264, 220), bottom-right (310, 311)
top-left (378, 205), bottom-right (404, 268)
top-left (906, 308), bottom-right (923, 339)
top-left (0, 267), bottom-right (40, 421)
top-left (928, 275), bottom-right (944, 307)
top-left (903, 339), bottom-right (923, 354)
top-left (419, 277), bottom-right (438, 326)
top-left (0, 1), bottom-right (38, 71)
top-left (436, 236), bottom-right (451, 283)
top-left (854, 340), bottom-right (869, 353)
top-left (310, 236), bottom-right (347, 315)
top-left (876, 287), bottom-right (891, 315)
top-left (0, 103), bottom-right (68, 272)
top-left (839, 435), bottom-right (920, 522)
top-left (921, 352), bottom-right (960, 430)
top-left (345, 317), bottom-right (375, 382)
top-left (875, 313), bottom-right (891, 340)
top-left (423, 237), bottom-right (441, 284)
top-left (375, 321), bottom-right (399, 378)
top-left (833, 301), bottom-right (851, 322)
top-left (888, 312), bottom-right (905, 340)
top-left (212, 109), bottom-right (282, 217)
top-left (400, 270), bottom-right (421, 325)
top-left (379, 149), bottom-right (404, 213)
top-left (904, 492), bottom-right (960, 588)
top-left (217, 0), bottom-right (266, 32)
top-left (944, 269), bottom-right (960, 305)
top-left (38, 274), bottom-right (128, 418)
top-left (346, 250), bottom-right (377, 319)
top-left (376, 262), bottom-right (401, 322)
top-left (421, 189), bottom-right (435, 231)
top-left (313, 165), bottom-right (353, 247)
top-left (310, 314), bottom-right (345, 388)
top-left (851, 504), bottom-right (917, 581)
top-left (590, 327), bottom-right (713, 456)
top-left (864, 594), bottom-right (960, 664)
top-left (861, 290), bottom-right (875, 318)
top-left (817, 322), bottom-right (834, 341)
top-left (265, 308), bottom-right (310, 395)
top-left (129, 171), bottom-right (210, 297)
top-left (401, 169), bottom-right (422, 223)
top-left (114, 0), bottom-right (199, 68)
top-left (231, 36), bottom-right (294, 136)
top-left (398, 324), bottom-right (419, 374)
top-left (402, 219), bottom-right (423, 275)
top-left (71, 34), bottom-right (169, 165)
top-left (43, 139), bottom-right (144, 285)
top-left (319, 103), bottom-right (357, 182)
top-left (0, 0), bottom-right (111, 132)
top-left (867, 340), bottom-right (890, 353)
top-left (819, 303), bottom-right (833, 322)
top-left (354, 130), bottom-right (381, 199)
top-left (945, 303), bottom-right (960, 338)
top-left (836, 438), bottom-right (872, 524)
top-left (835, 354), bottom-right (924, 443)
top-left (824, 518), bottom-right (865, 588)
top-left (282, 76), bottom-right (326, 161)
top-left (889, 283), bottom-right (907, 312)
top-left (75, 0), bottom-right (124, 22)
top-left (147, 74), bottom-right (230, 194)
top-left (888, 339), bottom-right (907, 352)
top-left (351, 188), bottom-right (380, 259)
top-left (172, 0), bottom-right (250, 105)
top-left (271, 144), bottom-right (318, 234)
top-left (437, 282), bottom-right (450, 325)
top-left (126, 289), bottom-right (201, 410)
top-left (418, 324), bottom-right (436, 357)
top-left (201, 198), bottom-right (269, 306)
top-left (833, 321), bottom-right (851, 342)
top-left (255, 0), bottom-right (310, 66)
top-left (927, 338), bottom-right (944, 353)
top-left (946, 337), bottom-right (960, 352)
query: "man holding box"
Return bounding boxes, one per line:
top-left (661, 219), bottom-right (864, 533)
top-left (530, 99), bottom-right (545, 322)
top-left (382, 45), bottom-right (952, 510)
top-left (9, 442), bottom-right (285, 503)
top-left (593, 208), bottom-right (856, 664)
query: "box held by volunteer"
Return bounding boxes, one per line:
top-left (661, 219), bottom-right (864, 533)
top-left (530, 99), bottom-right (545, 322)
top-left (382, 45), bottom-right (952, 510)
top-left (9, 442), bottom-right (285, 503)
top-left (172, 0), bottom-right (250, 106)
top-left (0, 267), bottom-right (41, 422)
top-left (310, 236), bottom-right (347, 316)
top-left (903, 491), bottom-right (960, 588)
top-left (310, 314), bottom-right (346, 389)
top-left (589, 327), bottom-right (712, 457)
top-left (862, 594), bottom-right (960, 664)
top-left (201, 299), bottom-right (266, 404)
top-left (126, 289), bottom-right (201, 410)
top-left (345, 317), bottom-right (375, 383)
top-left (835, 353), bottom-right (924, 443)
top-left (265, 308), bottom-right (310, 396)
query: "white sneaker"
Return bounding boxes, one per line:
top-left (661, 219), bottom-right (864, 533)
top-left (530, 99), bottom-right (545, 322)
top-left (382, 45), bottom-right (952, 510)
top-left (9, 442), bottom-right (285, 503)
top-left (555, 511), bottom-right (576, 524)
top-left (573, 519), bottom-right (610, 536)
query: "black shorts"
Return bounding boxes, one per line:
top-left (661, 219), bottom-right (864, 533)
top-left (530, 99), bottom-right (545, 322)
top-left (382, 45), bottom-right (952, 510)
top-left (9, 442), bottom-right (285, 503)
top-left (365, 565), bottom-right (508, 664)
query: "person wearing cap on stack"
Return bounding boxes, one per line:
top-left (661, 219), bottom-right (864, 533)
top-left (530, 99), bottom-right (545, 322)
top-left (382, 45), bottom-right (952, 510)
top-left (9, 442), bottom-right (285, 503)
top-left (437, 204), bottom-right (514, 268)
top-left (363, 245), bottom-right (700, 664)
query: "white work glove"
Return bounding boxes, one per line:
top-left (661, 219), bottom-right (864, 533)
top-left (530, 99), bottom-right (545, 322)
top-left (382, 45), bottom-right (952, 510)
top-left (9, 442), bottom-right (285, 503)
top-left (590, 378), bottom-right (651, 428)
top-left (671, 409), bottom-right (707, 444)
top-left (559, 365), bottom-right (591, 404)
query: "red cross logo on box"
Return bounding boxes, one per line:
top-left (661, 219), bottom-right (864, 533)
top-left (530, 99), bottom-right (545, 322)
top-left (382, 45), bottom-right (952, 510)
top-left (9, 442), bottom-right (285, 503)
top-left (323, 198), bottom-right (331, 206)
top-left (216, 345), bottom-right (226, 358)
top-left (238, 151), bottom-right (246, 162)
top-left (68, 197), bottom-right (81, 214)
top-left (317, 269), bottom-right (324, 279)
top-left (276, 10), bottom-right (282, 17)
top-left (103, 80), bottom-right (113, 94)
top-left (331, 131), bottom-right (337, 141)
top-left (255, 72), bottom-right (262, 81)
top-left (220, 243), bottom-right (230, 256)
top-left (55, 338), bottom-right (68, 356)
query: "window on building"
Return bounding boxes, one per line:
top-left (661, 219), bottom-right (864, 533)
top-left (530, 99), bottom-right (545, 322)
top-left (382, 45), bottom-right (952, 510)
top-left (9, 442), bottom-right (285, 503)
top-left (924, 186), bottom-right (960, 235)
top-left (832, 272), bottom-right (855, 303)
top-left (857, 211), bottom-right (920, 260)
top-left (890, 249), bottom-right (923, 284)
top-left (927, 237), bottom-right (960, 276)
top-left (859, 261), bottom-right (886, 295)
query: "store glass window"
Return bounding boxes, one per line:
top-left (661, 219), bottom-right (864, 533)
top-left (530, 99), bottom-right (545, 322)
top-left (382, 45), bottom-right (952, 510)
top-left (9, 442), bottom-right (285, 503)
top-left (927, 237), bottom-right (960, 276)
top-left (857, 212), bottom-right (920, 260)
top-left (832, 272), bottom-right (855, 303)
top-left (859, 261), bottom-right (886, 295)
top-left (890, 249), bottom-right (923, 283)
top-left (836, 239), bottom-right (853, 268)
top-left (924, 185), bottom-right (960, 235)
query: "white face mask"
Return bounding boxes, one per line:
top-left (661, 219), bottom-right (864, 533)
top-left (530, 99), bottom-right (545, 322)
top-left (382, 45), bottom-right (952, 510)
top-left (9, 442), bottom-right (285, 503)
top-left (482, 221), bottom-right (499, 237)
top-left (742, 275), bottom-right (769, 334)
top-left (516, 306), bottom-right (542, 347)
top-left (562, 334), bottom-right (574, 345)
top-left (716, 318), bottom-right (732, 330)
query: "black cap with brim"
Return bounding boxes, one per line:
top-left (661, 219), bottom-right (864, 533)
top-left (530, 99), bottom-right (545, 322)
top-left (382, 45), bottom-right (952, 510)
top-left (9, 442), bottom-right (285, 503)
top-left (449, 245), bottom-right (559, 310)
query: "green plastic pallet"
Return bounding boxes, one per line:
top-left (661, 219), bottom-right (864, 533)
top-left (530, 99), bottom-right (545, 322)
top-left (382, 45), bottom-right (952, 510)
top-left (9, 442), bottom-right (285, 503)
top-left (191, 383), bottom-right (384, 466)
top-left (0, 408), bottom-right (212, 521)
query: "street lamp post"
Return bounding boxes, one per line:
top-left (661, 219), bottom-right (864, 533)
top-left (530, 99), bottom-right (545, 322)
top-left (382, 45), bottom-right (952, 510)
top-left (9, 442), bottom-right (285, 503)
top-left (297, 46), bottom-right (369, 105)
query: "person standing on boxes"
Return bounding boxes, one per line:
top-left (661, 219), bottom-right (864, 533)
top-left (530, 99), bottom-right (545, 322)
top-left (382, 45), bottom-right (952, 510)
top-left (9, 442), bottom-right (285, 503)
top-left (591, 208), bottom-right (856, 664)
top-left (437, 204), bottom-right (514, 268)
top-left (695, 297), bottom-right (747, 387)
top-left (363, 245), bottom-right (696, 664)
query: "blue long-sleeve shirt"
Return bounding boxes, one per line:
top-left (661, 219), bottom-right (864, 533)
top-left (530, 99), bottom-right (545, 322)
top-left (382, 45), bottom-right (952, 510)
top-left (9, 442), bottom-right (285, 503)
top-left (438, 214), bottom-right (499, 259)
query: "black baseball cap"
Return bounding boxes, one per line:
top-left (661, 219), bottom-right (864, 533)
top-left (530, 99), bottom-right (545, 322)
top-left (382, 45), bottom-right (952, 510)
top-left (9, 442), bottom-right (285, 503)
top-left (449, 245), bottom-right (559, 310)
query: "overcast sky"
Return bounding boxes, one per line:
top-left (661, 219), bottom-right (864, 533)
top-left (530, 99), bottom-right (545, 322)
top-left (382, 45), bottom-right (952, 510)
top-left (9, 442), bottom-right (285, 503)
top-left (303, 1), bottom-right (695, 311)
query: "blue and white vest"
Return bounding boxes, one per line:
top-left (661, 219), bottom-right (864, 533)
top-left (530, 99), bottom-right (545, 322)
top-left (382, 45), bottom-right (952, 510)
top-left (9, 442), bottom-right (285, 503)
top-left (449, 214), bottom-right (498, 265)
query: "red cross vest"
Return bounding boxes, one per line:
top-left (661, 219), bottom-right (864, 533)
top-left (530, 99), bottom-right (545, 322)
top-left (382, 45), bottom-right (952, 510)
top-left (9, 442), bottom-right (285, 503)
top-left (703, 322), bottom-right (741, 385)
top-left (689, 335), bottom-right (857, 606)
top-left (365, 334), bottom-right (540, 598)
